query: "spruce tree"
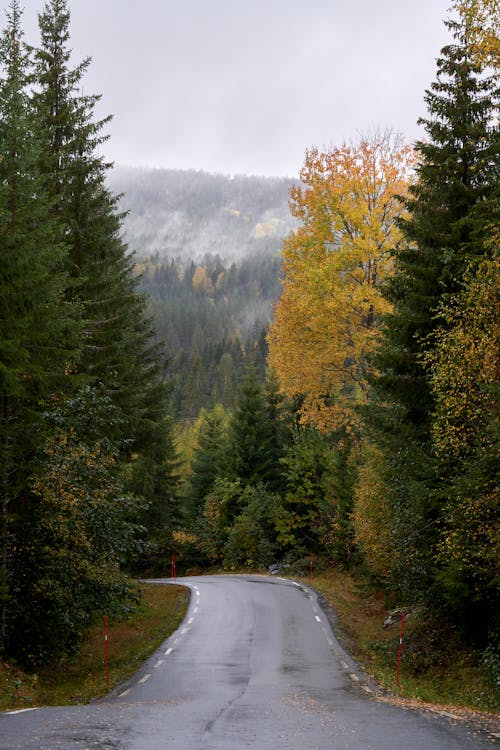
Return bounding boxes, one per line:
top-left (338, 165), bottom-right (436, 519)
top-left (228, 369), bottom-right (278, 490)
top-left (368, 13), bottom-right (499, 613)
top-left (32, 0), bottom-right (169, 451)
top-left (376, 15), bottom-right (499, 430)
top-left (0, 0), bottom-right (75, 654)
top-left (185, 405), bottom-right (229, 520)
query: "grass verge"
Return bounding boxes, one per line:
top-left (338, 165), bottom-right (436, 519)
top-left (300, 568), bottom-right (499, 720)
top-left (0, 582), bottom-right (189, 711)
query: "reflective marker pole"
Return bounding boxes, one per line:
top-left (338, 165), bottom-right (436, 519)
top-left (171, 553), bottom-right (176, 581)
top-left (395, 611), bottom-right (405, 687)
top-left (103, 615), bottom-right (109, 686)
top-left (309, 553), bottom-right (313, 584)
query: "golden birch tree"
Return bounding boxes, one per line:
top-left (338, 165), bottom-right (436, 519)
top-left (268, 131), bottom-right (414, 431)
top-left (452, 0), bottom-right (500, 67)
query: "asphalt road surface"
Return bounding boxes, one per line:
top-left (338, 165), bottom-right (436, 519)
top-left (1, 575), bottom-right (497, 749)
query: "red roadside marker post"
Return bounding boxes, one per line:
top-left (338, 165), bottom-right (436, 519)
top-left (395, 611), bottom-right (406, 687)
top-left (171, 553), bottom-right (176, 581)
top-left (103, 615), bottom-right (109, 686)
top-left (309, 553), bottom-right (313, 584)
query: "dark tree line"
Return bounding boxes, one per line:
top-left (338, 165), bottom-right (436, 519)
top-left (0, 0), bottom-right (178, 665)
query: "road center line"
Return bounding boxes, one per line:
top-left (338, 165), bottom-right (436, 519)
top-left (314, 615), bottom-right (321, 623)
top-left (138, 674), bottom-right (151, 684)
top-left (165, 647), bottom-right (173, 656)
top-left (153, 660), bottom-right (164, 668)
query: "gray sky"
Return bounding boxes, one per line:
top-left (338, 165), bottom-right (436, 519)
top-left (16, 0), bottom-right (452, 178)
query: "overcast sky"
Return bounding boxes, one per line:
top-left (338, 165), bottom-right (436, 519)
top-left (16, 0), bottom-right (453, 178)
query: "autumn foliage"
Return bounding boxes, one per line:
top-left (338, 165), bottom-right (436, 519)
top-left (267, 131), bottom-right (414, 431)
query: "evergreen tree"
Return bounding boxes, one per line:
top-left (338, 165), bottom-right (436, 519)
top-left (0, 0), bottom-right (75, 655)
top-left (263, 369), bottom-right (291, 492)
top-left (32, 0), bottom-right (168, 453)
top-left (1, 0), bottom-right (179, 660)
top-left (376, 15), bottom-right (498, 430)
top-left (367, 14), bottom-right (499, 618)
top-left (228, 369), bottom-right (278, 493)
top-left (185, 404), bottom-right (229, 520)
top-left (127, 413), bottom-right (182, 573)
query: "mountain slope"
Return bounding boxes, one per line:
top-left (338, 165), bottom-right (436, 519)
top-left (107, 166), bottom-right (297, 261)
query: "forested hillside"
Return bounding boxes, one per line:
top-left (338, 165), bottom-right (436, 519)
top-left (138, 251), bottom-right (282, 418)
top-left (107, 166), bottom-right (297, 261)
top-left (105, 168), bottom-right (296, 418)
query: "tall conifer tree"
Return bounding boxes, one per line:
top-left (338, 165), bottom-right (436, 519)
top-left (376, 15), bottom-right (498, 429)
top-left (32, 0), bottom-right (169, 451)
top-left (228, 369), bottom-right (279, 489)
top-left (368, 12), bottom-right (499, 617)
top-left (0, 0), bottom-right (75, 654)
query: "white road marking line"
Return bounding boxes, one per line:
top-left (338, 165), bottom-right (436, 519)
top-left (119, 689), bottom-right (131, 697)
top-left (188, 617), bottom-right (195, 624)
top-left (292, 581), bottom-right (301, 587)
top-left (153, 660), bottom-right (164, 669)
top-left (362, 685), bottom-right (373, 694)
top-left (340, 660), bottom-right (349, 669)
top-left (193, 606), bottom-right (199, 614)
top-left (181, 627), bottom-right (189, 634)
top-left (349, 673), bottom-right (360, 682)
top-left (314, 615), bottom-right (321, 623)
top-left (138, 674), bottom-right (151, 684)
top-left (165, 647), bottom-right (173, 656)
top-left (5, 708), bottom-right (39, 715)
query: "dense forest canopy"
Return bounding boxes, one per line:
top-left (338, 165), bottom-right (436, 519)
top-left (138, 251), bottom-right (282, 418)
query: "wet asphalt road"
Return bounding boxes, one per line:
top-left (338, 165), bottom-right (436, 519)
top-left (1, 575), bottom-right (497, 749)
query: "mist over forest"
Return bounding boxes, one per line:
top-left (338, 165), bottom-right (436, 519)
top-left (107, 166), bottom-right (298, 262)
top-left (106, 167), bottom-right (297, 418)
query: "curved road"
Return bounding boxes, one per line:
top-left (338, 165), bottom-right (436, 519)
top-left (1, 575), bottom-right (496, 749)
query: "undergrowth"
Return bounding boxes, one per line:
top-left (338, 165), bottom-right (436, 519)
top-left (1, 582), bottom-right (189, 710)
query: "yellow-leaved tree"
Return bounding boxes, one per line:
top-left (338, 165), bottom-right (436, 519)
top-left (267, 131), bottom-right (414, 431)
top-left (453, 0), bottom-right (500, 67)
